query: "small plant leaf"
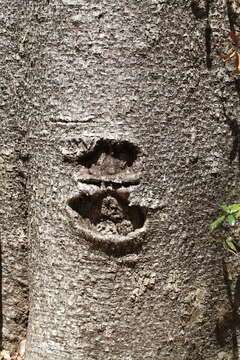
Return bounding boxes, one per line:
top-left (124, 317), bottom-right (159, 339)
top-left (209, 238), bottom-right (222, 244)
top-left (226, 238), bottom-right (237, 252)
top-left (209, 215), bottom-right (225, 232)
top-left (235, 211), bottom-right (240, 218)
top-left (220, 204), bottom-right (230, 213)
top-left (227, 214), bottom-right (236, 226)
top-left (229, 204), bottom-right (240, 213)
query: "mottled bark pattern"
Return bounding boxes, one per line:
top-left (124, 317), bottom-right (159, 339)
top-left (3, 0), bottom-right (240, 359)
top-left (0, 0), bottom-right (31, 350)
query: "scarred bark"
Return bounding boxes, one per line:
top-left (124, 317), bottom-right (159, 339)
top-left (3, 0), bottom-right (240, 359)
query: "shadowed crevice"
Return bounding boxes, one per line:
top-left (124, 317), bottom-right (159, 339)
top-left (205, 21), bottom-right (212, 69)
top-left (221, 99), bottom-right (240, 167)
top-left (190, 0), bottom-right (213, 69)
top-left (215, 260), bottom-right (240, 360)
top-left (68, 191), bottom-right (146, 237)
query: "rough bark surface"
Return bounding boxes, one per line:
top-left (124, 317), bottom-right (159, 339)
top-left (0, 0), bottom-right (31, 350)
top-left (3, 0), bottom-right (240, 359)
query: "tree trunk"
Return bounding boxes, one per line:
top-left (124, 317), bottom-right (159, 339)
top-left (0, 0), bottom-right (31, 351)
top-left (4, 0), bottom-right (240, 359)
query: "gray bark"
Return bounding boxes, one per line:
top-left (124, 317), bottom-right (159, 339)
top-left (2, 0), bottom-right (240, 359)
top-left (0, 0), bottom-right (31, 351)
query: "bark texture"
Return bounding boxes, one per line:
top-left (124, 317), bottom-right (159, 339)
top-left (0, 0), bottom-right (31, 350)
top-left (3, 0), bottom-right (240, 359)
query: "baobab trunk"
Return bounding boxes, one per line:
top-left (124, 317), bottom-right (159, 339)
top-left (0, 0), bottom-right (31, 351)
top-left (6, 0), bottom-right (240, 359)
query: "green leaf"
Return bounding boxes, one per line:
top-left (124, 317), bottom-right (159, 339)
top-left (235, 211), bottom-right (240, 218)
top-left (209, 215), bottom-right (225, 232)
top-left (227, 214), bottom-right (236, 226)
top-left (220, 204), bottom-right (231, 213)
top-left (229, 204), bottom-right (240, 213)
top-left (226, 238), bottom-right (237, 252)
top-left (209, 238), bottom-right (222, 244)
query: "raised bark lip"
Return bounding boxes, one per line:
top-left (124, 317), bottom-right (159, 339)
top-left (69, 220), bottom-right (148, 246)
top-left (66, 189), bottom-right (147, 248)
top-left (74, 172), bottom-right (141, 186)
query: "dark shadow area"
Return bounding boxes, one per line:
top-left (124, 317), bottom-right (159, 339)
top-left (78, 141), bottom-right (139, 184)
top-left (78, 179), bottom-right (140, 187)
top-left (63, 138), bottom-right (142, 188)
top-left (205, 0), bottom-right (212, 70)
top-left (220, 98), bottom-right (240, 166)
top-left (226, 0), bottom-right (237, 33)
top-left (205, 0), bottom-right (213, 70)
top-left (191, 1), bottom-right (208, 19)
top-left (63, 138), bottom-right (141, 181)
top-left (234, 78), bottom-right (240, 100)
top-left (205, 21), bottom-right (212, 69)
top-left (64, 139), bottom-right (139, 168)
top-left (68, 191), bottom-right (147, 257)
top-left (79, 139), bottom-right (139, 168)
top-left (190, 0), bottom-right (213, 69)
top-left (68, 191), bottom-right (146, 235)
top-left (215, 259), bottom-right (240, 360)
